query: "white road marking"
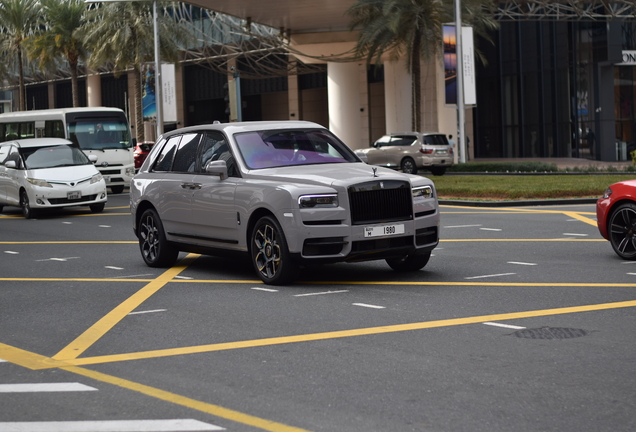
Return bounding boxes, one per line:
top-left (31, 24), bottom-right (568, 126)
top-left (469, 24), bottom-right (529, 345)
top-left (626, 273), bottom-right (636, 276)
top-left (4, 251), bottom-right (19, 254)
top-left (174, 275), bottom-right (193, 280)
top-left (0, 359), bottom-right (6, 362)
top-left (353, 303), bottom-right (385, 309)
top-left (294, 290), bottom-right (349, 297)
top-left (105, 266), bottom-right (124, 270)
top-left (465, 273), bottom-right (516, 280)
top-left (0, 383), bottom-right (97, 393)
top-left (0, 419), bottom-right (224, 431)
top-left (483, 322), bottom-right (526, 330)
top-left (62, 222), bottom-right (72, 225)
top-left (480, 228), bottom-right (502, 231)
top-left (251, 287), bottom-right (278, 292)
top-left (128, 309), bottom-right (167, 315)
top-left (99, 225), bottom-right (111, 228)
top-left (507, 261), bottom-right (537, 266)
top-left (37, 257), bottom-right (80, 262)
top-left (443, 224), bottom-right (482, 228)
top-left (562, 233), bottom-right (588, 236)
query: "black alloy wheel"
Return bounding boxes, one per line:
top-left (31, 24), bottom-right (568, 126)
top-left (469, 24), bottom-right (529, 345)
top-left (250, 215), bottom-right (297, 285)
top-left (138, 208), bottom-right (179, 267)
top-left (386, 251), bottom-right (431, 272)
top-left (401, 158), bottom-right (417, 174)
top-left (609, 202), bottom-right (636, 259)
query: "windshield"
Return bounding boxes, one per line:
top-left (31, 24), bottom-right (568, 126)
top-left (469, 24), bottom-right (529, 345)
top-left (235, 129), bottom-right (359, 170)
top-left (21, 145), bottom-right (91, 169)
top-left (68, 120), bottom-right (132, 150)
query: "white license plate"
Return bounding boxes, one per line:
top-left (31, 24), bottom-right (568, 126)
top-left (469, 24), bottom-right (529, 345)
top-left (435, 149), bottom-right (448, 155)
top-left (364, 224), bottom-right (405, 238)
top-left (67, 191), bottom-right (81, 200)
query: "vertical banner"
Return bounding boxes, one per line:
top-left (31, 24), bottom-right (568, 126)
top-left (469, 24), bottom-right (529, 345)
top-left (161, 63), bottom-right (177, 123)
top-left (443, 25), bottom-right (476, 106)
top-left (142, 63), bottom-right (177, 123)
top-left (462, 26), bottom-right (476, 106)
top-left (141, 63), bottom-right (156, 122)
top-left (443, 25), bottom-right (457, 105)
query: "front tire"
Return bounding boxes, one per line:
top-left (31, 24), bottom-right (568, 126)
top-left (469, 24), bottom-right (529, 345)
top-left (138, 208), bottom-right (179, 267)
top-left (386, 251), bottom-right (431, 272)
top-left (608, 202), bottom-right (636, 259)
top-left (20, 190), bottom-right (36, 219)
top-left (90, 203), bottom-right (105, 213)
top-left (401, 157), bottom-right (417, 174)
top-left (250, 215), bottom-right (297, 285)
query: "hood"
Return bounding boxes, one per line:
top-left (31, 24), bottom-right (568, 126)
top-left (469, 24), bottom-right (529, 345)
top-left (246, 163), bottom-right (417, 188)
top-left (27, 164), bottom-right (100, 182)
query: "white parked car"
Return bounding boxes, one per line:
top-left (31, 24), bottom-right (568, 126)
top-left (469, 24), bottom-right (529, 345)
top-left (357, 132), bottom-right (454, 176)
top-left (131, 121), bottom-right (440, 285)
top-left (0, 138), bottom-right (107, 218)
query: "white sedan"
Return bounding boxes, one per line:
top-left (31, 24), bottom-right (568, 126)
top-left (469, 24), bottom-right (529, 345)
top-left (0, 138), bottom-right (107, 218)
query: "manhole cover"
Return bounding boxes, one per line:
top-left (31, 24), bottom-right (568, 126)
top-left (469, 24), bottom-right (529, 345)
top-left (512, 327), bottom-right (589, 340)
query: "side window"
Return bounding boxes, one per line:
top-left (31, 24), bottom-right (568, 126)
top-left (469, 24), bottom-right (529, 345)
top-left (0, 144), bottom-right (9, 164)
top-left (5, 145), bottom-right (22, 168)
top-left (171, 133), bottom-right (201, 173)
top-left (391, 136), bottom-right (417, 146)
top-left (153, 135), bottom-right (181, 172)
top-left (198, 132), bottom-right (238, 177)
top-left (45, 120), bottom-right (65, 138)
top-left (374, 136), bottom-right (390, 147)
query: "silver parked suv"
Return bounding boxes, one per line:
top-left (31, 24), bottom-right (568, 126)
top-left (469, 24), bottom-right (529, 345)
top-left (357, 132), bottom-right (454, 176)
top-left (130, 121), bottom-right (440, 285)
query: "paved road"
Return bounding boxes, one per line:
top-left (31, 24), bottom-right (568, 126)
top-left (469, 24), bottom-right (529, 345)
top-left (1, 194), bottom-right (634, 432)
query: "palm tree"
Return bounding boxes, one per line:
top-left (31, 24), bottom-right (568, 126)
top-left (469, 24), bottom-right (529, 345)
top-left (0, 0), bottom-right (41, 111)
top-left (347, 0), bottom-right (497, 131)
top-left (26, 0), bottom-right (87, 108)
top-left (81, 1), bottom-right (191, 142)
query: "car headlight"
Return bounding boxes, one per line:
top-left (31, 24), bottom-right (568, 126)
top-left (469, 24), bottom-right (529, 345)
top-left (27, 178), bottom-right (52, 188)
top-left (90, 173), bottom-right (104, 184)
top-left (298, 194), bottom-right (338, 208)
top-left (125, 167), bottom-right (135, 177)
top-left (412, 185), bottom-right (433, 199)
top-left (603, 187), bottom-right (612, 199)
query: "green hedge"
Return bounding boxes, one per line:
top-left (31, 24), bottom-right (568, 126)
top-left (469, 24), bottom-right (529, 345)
top-left (447, 161), bottom-right (636, 173)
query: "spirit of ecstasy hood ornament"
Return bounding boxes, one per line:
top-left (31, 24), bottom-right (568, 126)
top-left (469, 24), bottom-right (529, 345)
top-left (372, 167), bottom-right (378, 177)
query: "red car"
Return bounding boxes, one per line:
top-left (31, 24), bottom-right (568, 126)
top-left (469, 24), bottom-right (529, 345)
top-left (133, 141), bottom-right (154, 170)
top-left (596, 179), bottom-right (636, 259)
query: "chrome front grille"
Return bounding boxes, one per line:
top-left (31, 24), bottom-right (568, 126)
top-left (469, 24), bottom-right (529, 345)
top-left (348, 180), bottom-right (413, 225)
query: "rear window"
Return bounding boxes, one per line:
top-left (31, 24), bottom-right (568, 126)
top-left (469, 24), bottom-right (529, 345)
top-left (422, 135), bottom-right (449, 145)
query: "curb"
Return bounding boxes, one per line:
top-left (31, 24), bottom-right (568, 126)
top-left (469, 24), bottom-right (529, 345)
top-left (438, 198), bottom-right (599, 207)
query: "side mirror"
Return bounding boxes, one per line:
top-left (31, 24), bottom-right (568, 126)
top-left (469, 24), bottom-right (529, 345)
top-left (205, 159), bottom-right (228, 180)
top-left (88, 155), bottom-right (98, 163)
top-left (5, 160), bottom-right (16, 169)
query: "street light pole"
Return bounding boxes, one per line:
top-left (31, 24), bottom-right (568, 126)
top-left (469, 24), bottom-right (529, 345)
top-left (455, 0), bottom-right (466, 163)
top-left (153, 0), bottom-right (162, 140)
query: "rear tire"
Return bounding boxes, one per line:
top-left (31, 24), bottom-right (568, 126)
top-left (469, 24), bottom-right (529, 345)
top-left (430, 167), bottom-right (447, 176)
top-left (138, 208), bottom-right (179, 267)
top-left (386, 251), bottom-right (431, 272)
top-left (608, 202), bottom-right (636, 260)
top-left (110, 185), bottom-right (125, 194)
top-left (401, 158), bottom-right (417, 174)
